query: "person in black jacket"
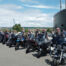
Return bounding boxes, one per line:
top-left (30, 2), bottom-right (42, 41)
top-left (52, 28), bottom-right (64, 44)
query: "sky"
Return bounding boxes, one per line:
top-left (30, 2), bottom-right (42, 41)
top-left (0, 0), bottom-right (66, 27)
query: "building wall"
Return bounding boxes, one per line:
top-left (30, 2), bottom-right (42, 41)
top-left (54, 9), bottom-right (66, 30)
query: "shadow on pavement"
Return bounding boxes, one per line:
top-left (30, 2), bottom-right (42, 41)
top-left (45, 59), bottom-right (66, 66)
top-left (32, 53), bottom-right (47, 59)
top-left (45, 59), bottom-right (53, 66)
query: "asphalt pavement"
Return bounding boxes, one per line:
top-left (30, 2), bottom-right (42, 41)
top-left (0, 43), bottom-right (53, 66)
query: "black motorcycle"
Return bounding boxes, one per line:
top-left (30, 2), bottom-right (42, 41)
top-left (34, 33), bottom-right (51, 58)
top-left (0, 32), bottom-right (4, 42)
top-left (6, 34), bottom-right (17, 47)
top-left (36, 40), bottom-right (51, 58)
top-left (2, 32), bottom-right (9, 44)
top-left (26, 33), bottom-right (38, 54)
top-left (50, 40), bottom-right (66, 66)
top-left (15, 34), bottom-right (26, 50)
top-left (26, 38), bottom-right (37, 53)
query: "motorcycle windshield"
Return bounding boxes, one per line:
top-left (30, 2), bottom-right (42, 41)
top-left (16, 40), bottom-right (20, 42)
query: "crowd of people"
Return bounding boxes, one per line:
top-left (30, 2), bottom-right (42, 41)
top-left (0, 28), bottom-right (66, 48)
top-left (0, 28), bottom-right (66, 49)
top-left (0, 27), bottom-right (66, 65)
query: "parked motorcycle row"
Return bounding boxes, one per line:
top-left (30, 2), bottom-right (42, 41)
top-left (0, 28), bottom-right (66, 66)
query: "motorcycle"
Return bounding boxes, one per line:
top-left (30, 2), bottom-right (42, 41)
top-left (34, 33), bottom-right (51, 58)
top-left (2, 32), bottom-right (9, 44)
top-left (36, 39), bottom-right (51, 58)
top-left (0, 32), bottom-right (4, 42)
top-left (6, 34), bottom-right (17, 47)
top-left (15, 34), bottom-right (26, 50)
top-left (26, 33), bottom-right (38, 54)
top-left (26, 38), bottom-right (37, 53)
top-left (50, 38), bottom-right (66, 66)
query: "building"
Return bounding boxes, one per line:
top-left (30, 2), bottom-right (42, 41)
top-left (54, 9), bottom-right (66, 30)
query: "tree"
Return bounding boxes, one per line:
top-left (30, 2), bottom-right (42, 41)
top-left (12, 24), bottom-right (22, 32)
top-left (47, 28), bottom-right (51, 32)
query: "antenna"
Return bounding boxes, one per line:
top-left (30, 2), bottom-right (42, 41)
top-left (65, 0), bottom-right (66, 9)
top-left (60, 0), bottom-right (62, 10)
top-left (13, 18), bottom-right (16, 25)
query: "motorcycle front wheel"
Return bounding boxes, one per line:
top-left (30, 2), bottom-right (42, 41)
top-left (26, 45), bottom-right (30, 54)
top-left (52, 59), bottom-right (59, 66)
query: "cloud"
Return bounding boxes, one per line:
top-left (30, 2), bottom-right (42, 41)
top-left (20, 0), bottom-right (32, 2)
top-left (0, 4), bottom-right (53, 27)
top-left (0, 9), bottom-right (53, 27)
top-left (0, 4), bottom-right (23, 11)
top-left (23, 4), bottom-right (59, 9)
top-left (20, 0), bottom-right (39, 3)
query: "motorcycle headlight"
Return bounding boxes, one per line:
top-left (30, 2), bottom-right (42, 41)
top-left (51, 47), bottom-right (55, 51)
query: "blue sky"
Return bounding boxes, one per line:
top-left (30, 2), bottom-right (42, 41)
top-left (0, 0), bottom-right (65, 27)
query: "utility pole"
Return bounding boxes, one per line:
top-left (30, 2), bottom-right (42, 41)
top-left (10, 18), bottom-right (16, 32)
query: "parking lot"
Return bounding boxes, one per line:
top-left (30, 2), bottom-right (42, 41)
top-left (0, 43), bottom-right (53, 66)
